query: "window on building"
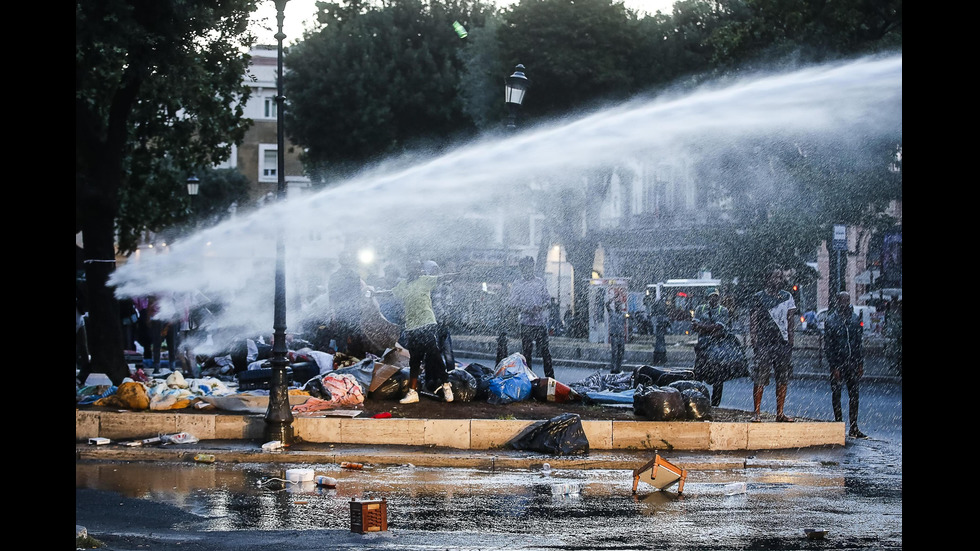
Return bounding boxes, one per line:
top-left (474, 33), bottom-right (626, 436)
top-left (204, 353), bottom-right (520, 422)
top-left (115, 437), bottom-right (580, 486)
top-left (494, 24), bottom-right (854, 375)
top-left (264, 96), bottom-right (278, 119)
top-left (259, 144), bottom-right (277, 182)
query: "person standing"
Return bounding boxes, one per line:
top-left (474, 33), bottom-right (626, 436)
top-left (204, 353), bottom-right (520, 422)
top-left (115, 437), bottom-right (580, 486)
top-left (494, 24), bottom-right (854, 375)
top-left (133, 295), bottom-right (152, 361)
top-left (606, 300), bottom-right (627, 374)
top-left (650, 297), bottom-right (669, 364)
top-left (508, 256), bottom-right (555, 379)
top-left (423, 260), bottom-right (456, 372)
top-left (390, 260), bottom-right (453, 405)
top-left (145, 294), bottom-right (177, 375)
top-left (823, 291), bottom-right (867, 438)
top-left (692, 288), bottom-right (730, 407)
top-left (328, 251), bottom-right (367, 359)
top-left (749, 265), bottom-right (798, 423)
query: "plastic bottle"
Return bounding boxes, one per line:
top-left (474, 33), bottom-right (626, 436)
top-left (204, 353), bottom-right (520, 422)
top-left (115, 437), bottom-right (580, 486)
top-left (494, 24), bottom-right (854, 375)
top-left (315, 475), bottom-right (337, 488)
top-left (340, 461), bottom-right (364, 470)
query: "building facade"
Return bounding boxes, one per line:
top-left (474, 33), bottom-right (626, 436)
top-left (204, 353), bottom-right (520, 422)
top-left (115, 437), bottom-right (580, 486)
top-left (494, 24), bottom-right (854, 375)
top-left (215, 46), bottom-right (311, 203)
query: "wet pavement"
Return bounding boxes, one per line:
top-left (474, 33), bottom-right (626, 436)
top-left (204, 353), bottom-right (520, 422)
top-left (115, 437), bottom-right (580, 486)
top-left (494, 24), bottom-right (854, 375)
top-left (76, 435), bottom-right (900, 550)
top-left (76, 375), bottom-right (901, 550)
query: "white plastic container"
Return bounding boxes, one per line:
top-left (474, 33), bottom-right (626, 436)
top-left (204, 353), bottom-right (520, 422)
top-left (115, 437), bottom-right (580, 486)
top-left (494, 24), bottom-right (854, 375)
top-left (315, 475), bottom-right (337, 488)
top-left (285, 468), bottom-right (315, 482)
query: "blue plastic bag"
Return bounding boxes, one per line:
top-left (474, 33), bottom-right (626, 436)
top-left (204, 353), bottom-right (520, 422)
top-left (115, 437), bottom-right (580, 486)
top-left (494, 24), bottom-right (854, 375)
top-left (488, 371), bottom-right (532, 404)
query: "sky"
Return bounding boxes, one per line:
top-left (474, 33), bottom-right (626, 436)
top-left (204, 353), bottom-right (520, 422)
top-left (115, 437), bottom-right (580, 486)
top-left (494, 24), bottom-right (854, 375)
top-left (250, 0), bottom-right (678, 46)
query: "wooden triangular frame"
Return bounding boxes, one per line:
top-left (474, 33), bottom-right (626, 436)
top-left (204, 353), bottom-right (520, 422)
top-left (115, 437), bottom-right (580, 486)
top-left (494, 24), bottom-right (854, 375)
top-left (632, 453), bottom-right (687, 495)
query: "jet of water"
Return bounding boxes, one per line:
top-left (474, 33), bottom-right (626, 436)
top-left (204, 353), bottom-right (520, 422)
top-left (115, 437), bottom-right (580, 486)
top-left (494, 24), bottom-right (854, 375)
top-left (110, 54), bottom-right (902, 354)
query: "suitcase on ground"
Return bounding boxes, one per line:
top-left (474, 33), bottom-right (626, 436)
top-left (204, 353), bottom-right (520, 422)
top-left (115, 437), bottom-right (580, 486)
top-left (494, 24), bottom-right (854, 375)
top-left (289, 362), bottom-right (321, 385)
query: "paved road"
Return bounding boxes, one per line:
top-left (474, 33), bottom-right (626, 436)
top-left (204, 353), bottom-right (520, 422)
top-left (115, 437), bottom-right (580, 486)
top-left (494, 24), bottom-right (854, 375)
top-left (77, 365), bottom-right (901, 550)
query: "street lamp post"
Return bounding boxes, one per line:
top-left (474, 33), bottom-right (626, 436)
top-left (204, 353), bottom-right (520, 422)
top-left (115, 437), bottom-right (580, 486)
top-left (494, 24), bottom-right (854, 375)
top-left (265, 0), bottom-right (294, 446)
top-left (496, 64), bottom-right (529, 366)
top-left (504, 64), bottom-right (528, 130)
top-left (186, 175), bottom-right (200, 197)
top-left (186, 175), bottom-right (200, 225)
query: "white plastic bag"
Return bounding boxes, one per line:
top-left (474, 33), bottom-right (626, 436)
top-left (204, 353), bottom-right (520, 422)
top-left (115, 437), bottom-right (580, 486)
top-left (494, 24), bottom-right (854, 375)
top-left (161, 432), bottom-right (199, 445)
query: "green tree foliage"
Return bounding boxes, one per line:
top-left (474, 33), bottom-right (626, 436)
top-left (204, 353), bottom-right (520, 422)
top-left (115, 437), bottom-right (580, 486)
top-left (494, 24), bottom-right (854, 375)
top-left (497, 0), bottom-right (639, 119)
top-left (76, 0), bottom-right (256, 384)
top-left (284, 0), bottom-right (497, 181)
top-left (456, 14), bottom-right (507, 131)
top-left (707, 213), bottom-right (822, 304)
top-left (705, 0), bottom-right (902, 67)
top-left (189, 169), bottom-right (253, 224)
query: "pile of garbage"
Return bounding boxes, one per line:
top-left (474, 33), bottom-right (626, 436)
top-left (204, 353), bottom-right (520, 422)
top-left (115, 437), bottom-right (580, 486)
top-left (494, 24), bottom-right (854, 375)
top-left (77, 342), bottom-right (716, 422)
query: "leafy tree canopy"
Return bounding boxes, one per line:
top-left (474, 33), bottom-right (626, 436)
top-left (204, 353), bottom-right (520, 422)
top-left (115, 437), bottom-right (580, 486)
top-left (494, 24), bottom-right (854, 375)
top-left (497, 0), bottom-right (639, 119)
top-left (285, 0), bottom-right (497, 181)
top-left (76, 0), bottom-right (258, 384)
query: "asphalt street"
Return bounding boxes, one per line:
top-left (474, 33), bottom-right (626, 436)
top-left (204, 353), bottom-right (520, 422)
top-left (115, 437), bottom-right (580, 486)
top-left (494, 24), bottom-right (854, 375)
top-left (76, 362), bottom-right (901, 550)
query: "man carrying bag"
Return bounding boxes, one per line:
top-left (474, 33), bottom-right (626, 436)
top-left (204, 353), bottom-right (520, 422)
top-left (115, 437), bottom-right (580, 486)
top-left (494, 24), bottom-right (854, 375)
top-left (692, 288), bottom-right (747, 407)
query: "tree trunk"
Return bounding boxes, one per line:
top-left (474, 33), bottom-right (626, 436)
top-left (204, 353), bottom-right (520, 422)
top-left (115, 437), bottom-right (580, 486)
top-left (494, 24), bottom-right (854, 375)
top-left (80, 207), bottom-right (130, 385)
top-left (77, 132), bottom-right (131, 385)
top-left (76, 72), bottom-right (142, 386)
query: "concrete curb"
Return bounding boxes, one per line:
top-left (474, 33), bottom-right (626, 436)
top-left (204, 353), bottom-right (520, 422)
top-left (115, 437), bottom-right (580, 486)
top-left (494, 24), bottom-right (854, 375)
top-left (77, 408), bottom-right (846, 452)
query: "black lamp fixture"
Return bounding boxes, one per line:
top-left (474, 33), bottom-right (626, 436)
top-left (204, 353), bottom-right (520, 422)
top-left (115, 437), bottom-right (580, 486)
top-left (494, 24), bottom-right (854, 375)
top-left (265, 0), bottom-right (294, 446)
top-left (186, 175), bottom-right (200, 196)
top-left (505, 64), bottom-right (528, 130)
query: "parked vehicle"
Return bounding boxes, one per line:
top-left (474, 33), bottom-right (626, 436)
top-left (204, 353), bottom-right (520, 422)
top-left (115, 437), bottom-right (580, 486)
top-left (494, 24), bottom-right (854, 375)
top-left (815, 305), bottom-right (877, 334)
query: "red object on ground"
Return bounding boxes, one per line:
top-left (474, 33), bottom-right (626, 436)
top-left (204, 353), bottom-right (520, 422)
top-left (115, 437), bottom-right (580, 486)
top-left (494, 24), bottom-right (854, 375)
top-left (371, 412), bottom-right (392, 419)
top-left (531, 378), bottom-right (580, 403)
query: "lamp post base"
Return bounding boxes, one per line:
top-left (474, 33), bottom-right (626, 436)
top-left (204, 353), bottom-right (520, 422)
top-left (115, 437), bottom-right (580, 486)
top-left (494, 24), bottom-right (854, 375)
top-left (264, 359), bottom-right (294, 445)
top-left (265, 422), bottom-right (294, 446)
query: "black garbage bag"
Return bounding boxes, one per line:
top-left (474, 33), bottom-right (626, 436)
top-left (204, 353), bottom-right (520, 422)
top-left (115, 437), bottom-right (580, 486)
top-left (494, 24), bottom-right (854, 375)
top-left (447, 368), bottom-right (478, 403)
top-left (704, 333), bottom-right (750, 381)
top-left (668, 380), bottom-right (711, 397)
top-left (632, 365), bottom-right (695, 388)
top-left (680, 388), bottom-right (712, 421)
top-left (371, 367), bottom-right (409, 401)
top-left (464, 362), bottom-right (495, 401)
top-left (633, 384), bottom-right (686, 421)
top-left (509, 413), bottom-right (590, 456)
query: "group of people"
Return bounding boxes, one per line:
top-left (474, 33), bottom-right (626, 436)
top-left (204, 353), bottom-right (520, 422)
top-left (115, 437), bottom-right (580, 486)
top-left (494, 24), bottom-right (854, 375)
top-left (689, 264), bottom-right (867, 437)
top-left (290, 254), bottom-right (871, 437)
top-left (316, 252), bottom-right (457, 405)
top-left (318, 253), bottom-right (561, 406)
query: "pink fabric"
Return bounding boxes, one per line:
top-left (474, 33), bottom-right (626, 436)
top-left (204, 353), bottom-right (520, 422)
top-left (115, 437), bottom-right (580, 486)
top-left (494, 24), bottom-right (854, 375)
top-left (291, 373), bottom-right (364, 412)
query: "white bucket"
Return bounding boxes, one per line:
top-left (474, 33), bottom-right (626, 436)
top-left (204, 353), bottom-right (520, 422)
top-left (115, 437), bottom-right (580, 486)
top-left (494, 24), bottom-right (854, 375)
top-left (285, 468), bottom-right (314, 482)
